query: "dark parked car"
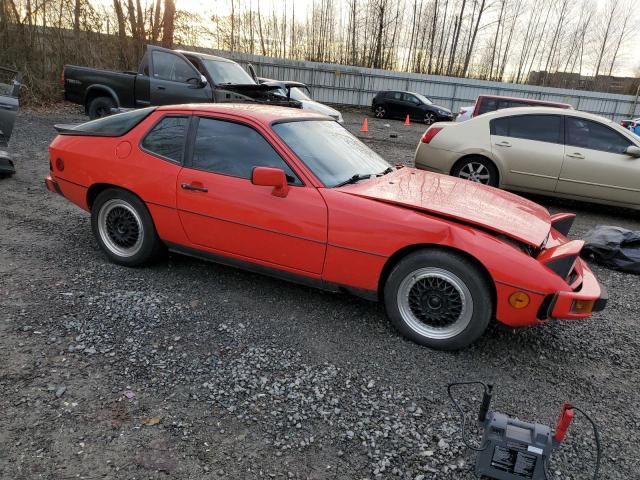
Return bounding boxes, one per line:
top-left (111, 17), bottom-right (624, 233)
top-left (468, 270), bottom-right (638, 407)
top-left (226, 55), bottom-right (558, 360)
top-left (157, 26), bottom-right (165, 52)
top-left (371, 90), bottom-right (453, 124)
top-left (63, 45), bottom-right (306, 119)
top-left (0, 66), bottom-right (21, 177)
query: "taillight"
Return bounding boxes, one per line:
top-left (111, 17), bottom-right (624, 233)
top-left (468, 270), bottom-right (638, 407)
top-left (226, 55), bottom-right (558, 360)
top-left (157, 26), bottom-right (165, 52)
top-left (60, 68), bottom-right (65, 86)
top-left (421, 127), bottom-right (443, 143)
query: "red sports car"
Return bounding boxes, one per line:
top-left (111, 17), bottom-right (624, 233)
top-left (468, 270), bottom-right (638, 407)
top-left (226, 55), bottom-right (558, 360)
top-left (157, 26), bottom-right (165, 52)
top-left (46, 104), bottom-right (606, 350)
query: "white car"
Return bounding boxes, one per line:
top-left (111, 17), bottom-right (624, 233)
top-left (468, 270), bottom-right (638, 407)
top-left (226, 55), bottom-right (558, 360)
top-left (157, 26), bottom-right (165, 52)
top-left (287, 87), bottom-right (344, 123)
top-left (414, 106), bottom-right (640, 209)
top-left (456, 105), bottom-right (473, 122)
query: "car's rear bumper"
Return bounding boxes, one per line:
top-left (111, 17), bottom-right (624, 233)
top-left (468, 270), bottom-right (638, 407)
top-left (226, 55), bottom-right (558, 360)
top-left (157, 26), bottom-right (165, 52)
top-left (45, 174), bottom-right (63, 195)
top-left (549, 258), bottom-right (607, 319)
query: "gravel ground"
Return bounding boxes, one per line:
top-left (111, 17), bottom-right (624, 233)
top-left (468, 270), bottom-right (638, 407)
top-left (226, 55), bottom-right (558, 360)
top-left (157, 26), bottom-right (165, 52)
top-left (1, 104), bottom-right (639, 480)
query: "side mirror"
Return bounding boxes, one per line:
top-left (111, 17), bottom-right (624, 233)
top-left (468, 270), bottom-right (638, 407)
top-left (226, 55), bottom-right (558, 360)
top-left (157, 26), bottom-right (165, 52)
top-left (626, 145), bottom-right (640, 158)
top-left (187, 75), bottom-right (208, 88)
top-left (252, 166), bottom-right (289, 197)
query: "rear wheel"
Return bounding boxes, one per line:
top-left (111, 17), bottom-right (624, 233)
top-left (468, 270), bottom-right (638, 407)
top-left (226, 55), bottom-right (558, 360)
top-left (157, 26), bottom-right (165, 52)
top-left (88, 96), bottom-right (116, 120)
top-left (91, 188), bottom-right (162, 266)
top-left (374, 105), bottom-right (386, 118)
top-left (451, 156), bottom-right (499, 187)
top-left (383, 249), bottom-right (492, 350)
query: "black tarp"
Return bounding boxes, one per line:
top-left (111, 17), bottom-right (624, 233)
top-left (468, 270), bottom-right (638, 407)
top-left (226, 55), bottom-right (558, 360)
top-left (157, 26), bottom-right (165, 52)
top-left (582, 225), bottom-right (640, 273)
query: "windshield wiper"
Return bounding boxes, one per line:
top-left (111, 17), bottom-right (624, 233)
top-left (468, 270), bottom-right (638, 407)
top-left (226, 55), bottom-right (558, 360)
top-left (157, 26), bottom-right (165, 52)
top-left (379, 167), bottom-right (394, 176)
top-left (334, 173), bottom-right (375, 187)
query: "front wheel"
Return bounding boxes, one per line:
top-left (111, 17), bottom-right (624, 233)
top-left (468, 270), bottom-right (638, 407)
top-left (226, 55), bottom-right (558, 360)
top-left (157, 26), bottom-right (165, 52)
top-left (91, 188), bottom-right (162, 266)
top-left (424, 112), bottom-right (436, 125)
top-left (384, 249), bottom-right (492, 350)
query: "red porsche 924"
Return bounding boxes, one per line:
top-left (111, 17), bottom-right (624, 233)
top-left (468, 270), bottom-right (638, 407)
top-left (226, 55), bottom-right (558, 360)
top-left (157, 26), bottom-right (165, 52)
top-left (46, 104), bottom-right (606, 350)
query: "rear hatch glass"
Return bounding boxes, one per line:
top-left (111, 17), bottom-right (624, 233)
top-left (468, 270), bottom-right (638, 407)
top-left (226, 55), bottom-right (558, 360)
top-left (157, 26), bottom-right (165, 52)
top-left (55, 107), bottom-right (155, 137)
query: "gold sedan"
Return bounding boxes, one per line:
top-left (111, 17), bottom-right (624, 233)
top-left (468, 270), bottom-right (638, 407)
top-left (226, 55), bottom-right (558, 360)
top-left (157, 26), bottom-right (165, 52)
top-left (414, 107), bottom-right (640, 208)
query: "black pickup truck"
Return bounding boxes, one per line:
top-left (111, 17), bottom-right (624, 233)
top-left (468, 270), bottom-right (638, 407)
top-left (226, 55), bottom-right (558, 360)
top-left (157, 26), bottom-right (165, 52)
top-left (63, 45), bottom-right (306, 119)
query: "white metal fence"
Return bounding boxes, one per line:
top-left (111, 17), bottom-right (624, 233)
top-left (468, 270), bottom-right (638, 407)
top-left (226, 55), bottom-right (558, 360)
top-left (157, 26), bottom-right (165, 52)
top-left (203, 48), bottom-right (640, 122)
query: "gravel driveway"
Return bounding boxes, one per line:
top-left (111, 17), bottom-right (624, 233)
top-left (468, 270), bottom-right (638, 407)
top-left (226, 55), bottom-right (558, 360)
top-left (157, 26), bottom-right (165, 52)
top-left (1, 105), bottom-right (639, 479)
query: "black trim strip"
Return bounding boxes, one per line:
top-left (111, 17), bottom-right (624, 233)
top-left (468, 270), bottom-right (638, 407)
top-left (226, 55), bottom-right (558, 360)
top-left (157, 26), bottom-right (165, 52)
top-left (166, 242), bottom-right (378, 301)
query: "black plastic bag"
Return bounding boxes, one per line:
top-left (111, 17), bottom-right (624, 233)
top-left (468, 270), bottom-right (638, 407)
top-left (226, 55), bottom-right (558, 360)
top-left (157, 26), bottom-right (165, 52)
top-left (582, 225), bottom-right (640, 273)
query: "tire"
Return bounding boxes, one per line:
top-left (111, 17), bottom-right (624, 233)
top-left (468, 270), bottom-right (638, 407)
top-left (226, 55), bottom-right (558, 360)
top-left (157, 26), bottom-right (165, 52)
top-left (91, 188), bottom-right (162, 266)
top-left (374, 105), bottom-right (387, 118)
top-left (383, 249), bottom-right (492, 350)
top-left (88, 96), bottom-right (116, 120)
top-left (451, 156), bottom-right (499, 187)
top-left (424, 112), bottom-right (436, 125)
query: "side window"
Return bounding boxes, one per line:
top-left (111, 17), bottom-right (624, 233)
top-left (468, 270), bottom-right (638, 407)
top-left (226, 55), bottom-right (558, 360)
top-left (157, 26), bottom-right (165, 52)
top-left (478, 98), bottom-right (498, 115)
top-left (566, 117), bottom-right (632, 154)
top-left (490, 117), bottom-right (510, 136)
top-left (152, 51), bottom-right (197, 83)
top-left (403, 93), bottom-right (419, 104)
top-left (386, 92), bottom-right (402, 101)
top-left (141, 115), bottom-right (189, 163)
top-left (191, 117), bottom-right (301, 184)
top-left (490, 115), bottom-right (562, 144)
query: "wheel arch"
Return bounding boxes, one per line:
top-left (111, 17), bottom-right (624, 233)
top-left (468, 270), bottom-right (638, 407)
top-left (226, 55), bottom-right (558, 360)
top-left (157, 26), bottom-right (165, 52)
top-left (450, 154), bottom-right (502, 186)
top-left (87, 183), bottom-right (142, 211)
top-left (377, 243), bottom-right (497, 314)
top-left (84, 85), bottom-right (120, 115)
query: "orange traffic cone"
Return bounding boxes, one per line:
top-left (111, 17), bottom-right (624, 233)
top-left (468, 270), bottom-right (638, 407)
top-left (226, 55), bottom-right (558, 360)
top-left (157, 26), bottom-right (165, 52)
top-left (360, 117), bottom-right (369, 133)
top-left (404, 114), bottom-right (411, 126)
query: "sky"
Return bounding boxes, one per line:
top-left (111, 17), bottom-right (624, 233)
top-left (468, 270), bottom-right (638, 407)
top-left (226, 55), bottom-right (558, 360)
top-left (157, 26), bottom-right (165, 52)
top-left (89, 0), bottom-right (639, 77)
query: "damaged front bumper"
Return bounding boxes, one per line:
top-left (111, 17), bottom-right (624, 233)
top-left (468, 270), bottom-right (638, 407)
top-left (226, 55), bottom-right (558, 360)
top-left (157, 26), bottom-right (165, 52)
top-left (548, 258), bottom-right (607, 320)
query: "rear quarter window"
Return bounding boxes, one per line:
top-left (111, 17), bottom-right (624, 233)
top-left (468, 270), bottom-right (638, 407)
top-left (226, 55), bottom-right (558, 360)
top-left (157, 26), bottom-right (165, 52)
top-left (141, 115), bottom-right (190, 163)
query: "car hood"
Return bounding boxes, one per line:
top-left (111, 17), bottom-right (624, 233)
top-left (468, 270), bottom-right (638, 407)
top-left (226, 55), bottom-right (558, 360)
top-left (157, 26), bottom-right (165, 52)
top-left (337, 168), bottom-right (551, 247)
top-left (431, 104), bottom-right (452, 114)
top-left (301, 100), bottom-right (342, 120)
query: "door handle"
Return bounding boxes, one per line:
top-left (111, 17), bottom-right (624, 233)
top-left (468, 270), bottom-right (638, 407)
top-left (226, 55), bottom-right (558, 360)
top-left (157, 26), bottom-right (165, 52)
top-left (181, 182), bottom-right (208, 192)
top-left (156, 86), bottom-right (166, 90)
top-left (496, 141), bottom-right (511, 147)
top-left (566, 152), bottom-right (584, 159)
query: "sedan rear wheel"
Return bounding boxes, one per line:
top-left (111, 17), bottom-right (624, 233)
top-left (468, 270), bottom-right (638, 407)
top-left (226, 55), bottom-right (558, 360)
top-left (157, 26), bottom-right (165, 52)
top-left (374, 105), bottom-right (386, 118)
top-left (384, 249), bottom-right (492, 350)
top-left (451, 157), bottom-right (499, 187)
top-left (91, 188), bottom-right (162, 266)
top-left (424, 112), bottom-right (436, 125)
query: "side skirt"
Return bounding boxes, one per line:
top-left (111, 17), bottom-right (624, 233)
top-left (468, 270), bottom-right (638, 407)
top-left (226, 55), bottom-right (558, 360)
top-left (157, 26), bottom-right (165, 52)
top-left (166, 242), bottom-right (378, 302)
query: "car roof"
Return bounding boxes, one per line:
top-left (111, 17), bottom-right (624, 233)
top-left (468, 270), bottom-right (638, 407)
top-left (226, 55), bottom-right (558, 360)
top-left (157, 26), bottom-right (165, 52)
top-left (476, 94), bottom-right (572, 107)
top-left (156, 103), bottom-right (330, 123)
top-left (480, 106), bottom-right (613, 123)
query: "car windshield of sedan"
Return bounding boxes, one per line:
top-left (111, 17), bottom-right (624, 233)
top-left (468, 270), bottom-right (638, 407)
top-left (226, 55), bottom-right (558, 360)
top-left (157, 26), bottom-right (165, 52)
top-left (273, 120), bottom-right (392, 187)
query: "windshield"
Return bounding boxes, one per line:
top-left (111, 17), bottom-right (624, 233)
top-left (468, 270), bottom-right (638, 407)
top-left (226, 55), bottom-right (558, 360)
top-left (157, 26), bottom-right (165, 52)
top-left (273, 120), bottom-right (391, 187)
top-left (201, 59), bottom-right (256, 85)
top-left (273, 87), bottom-right (312, 101)
top-left (413, 93), bottom-right (433, 105)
